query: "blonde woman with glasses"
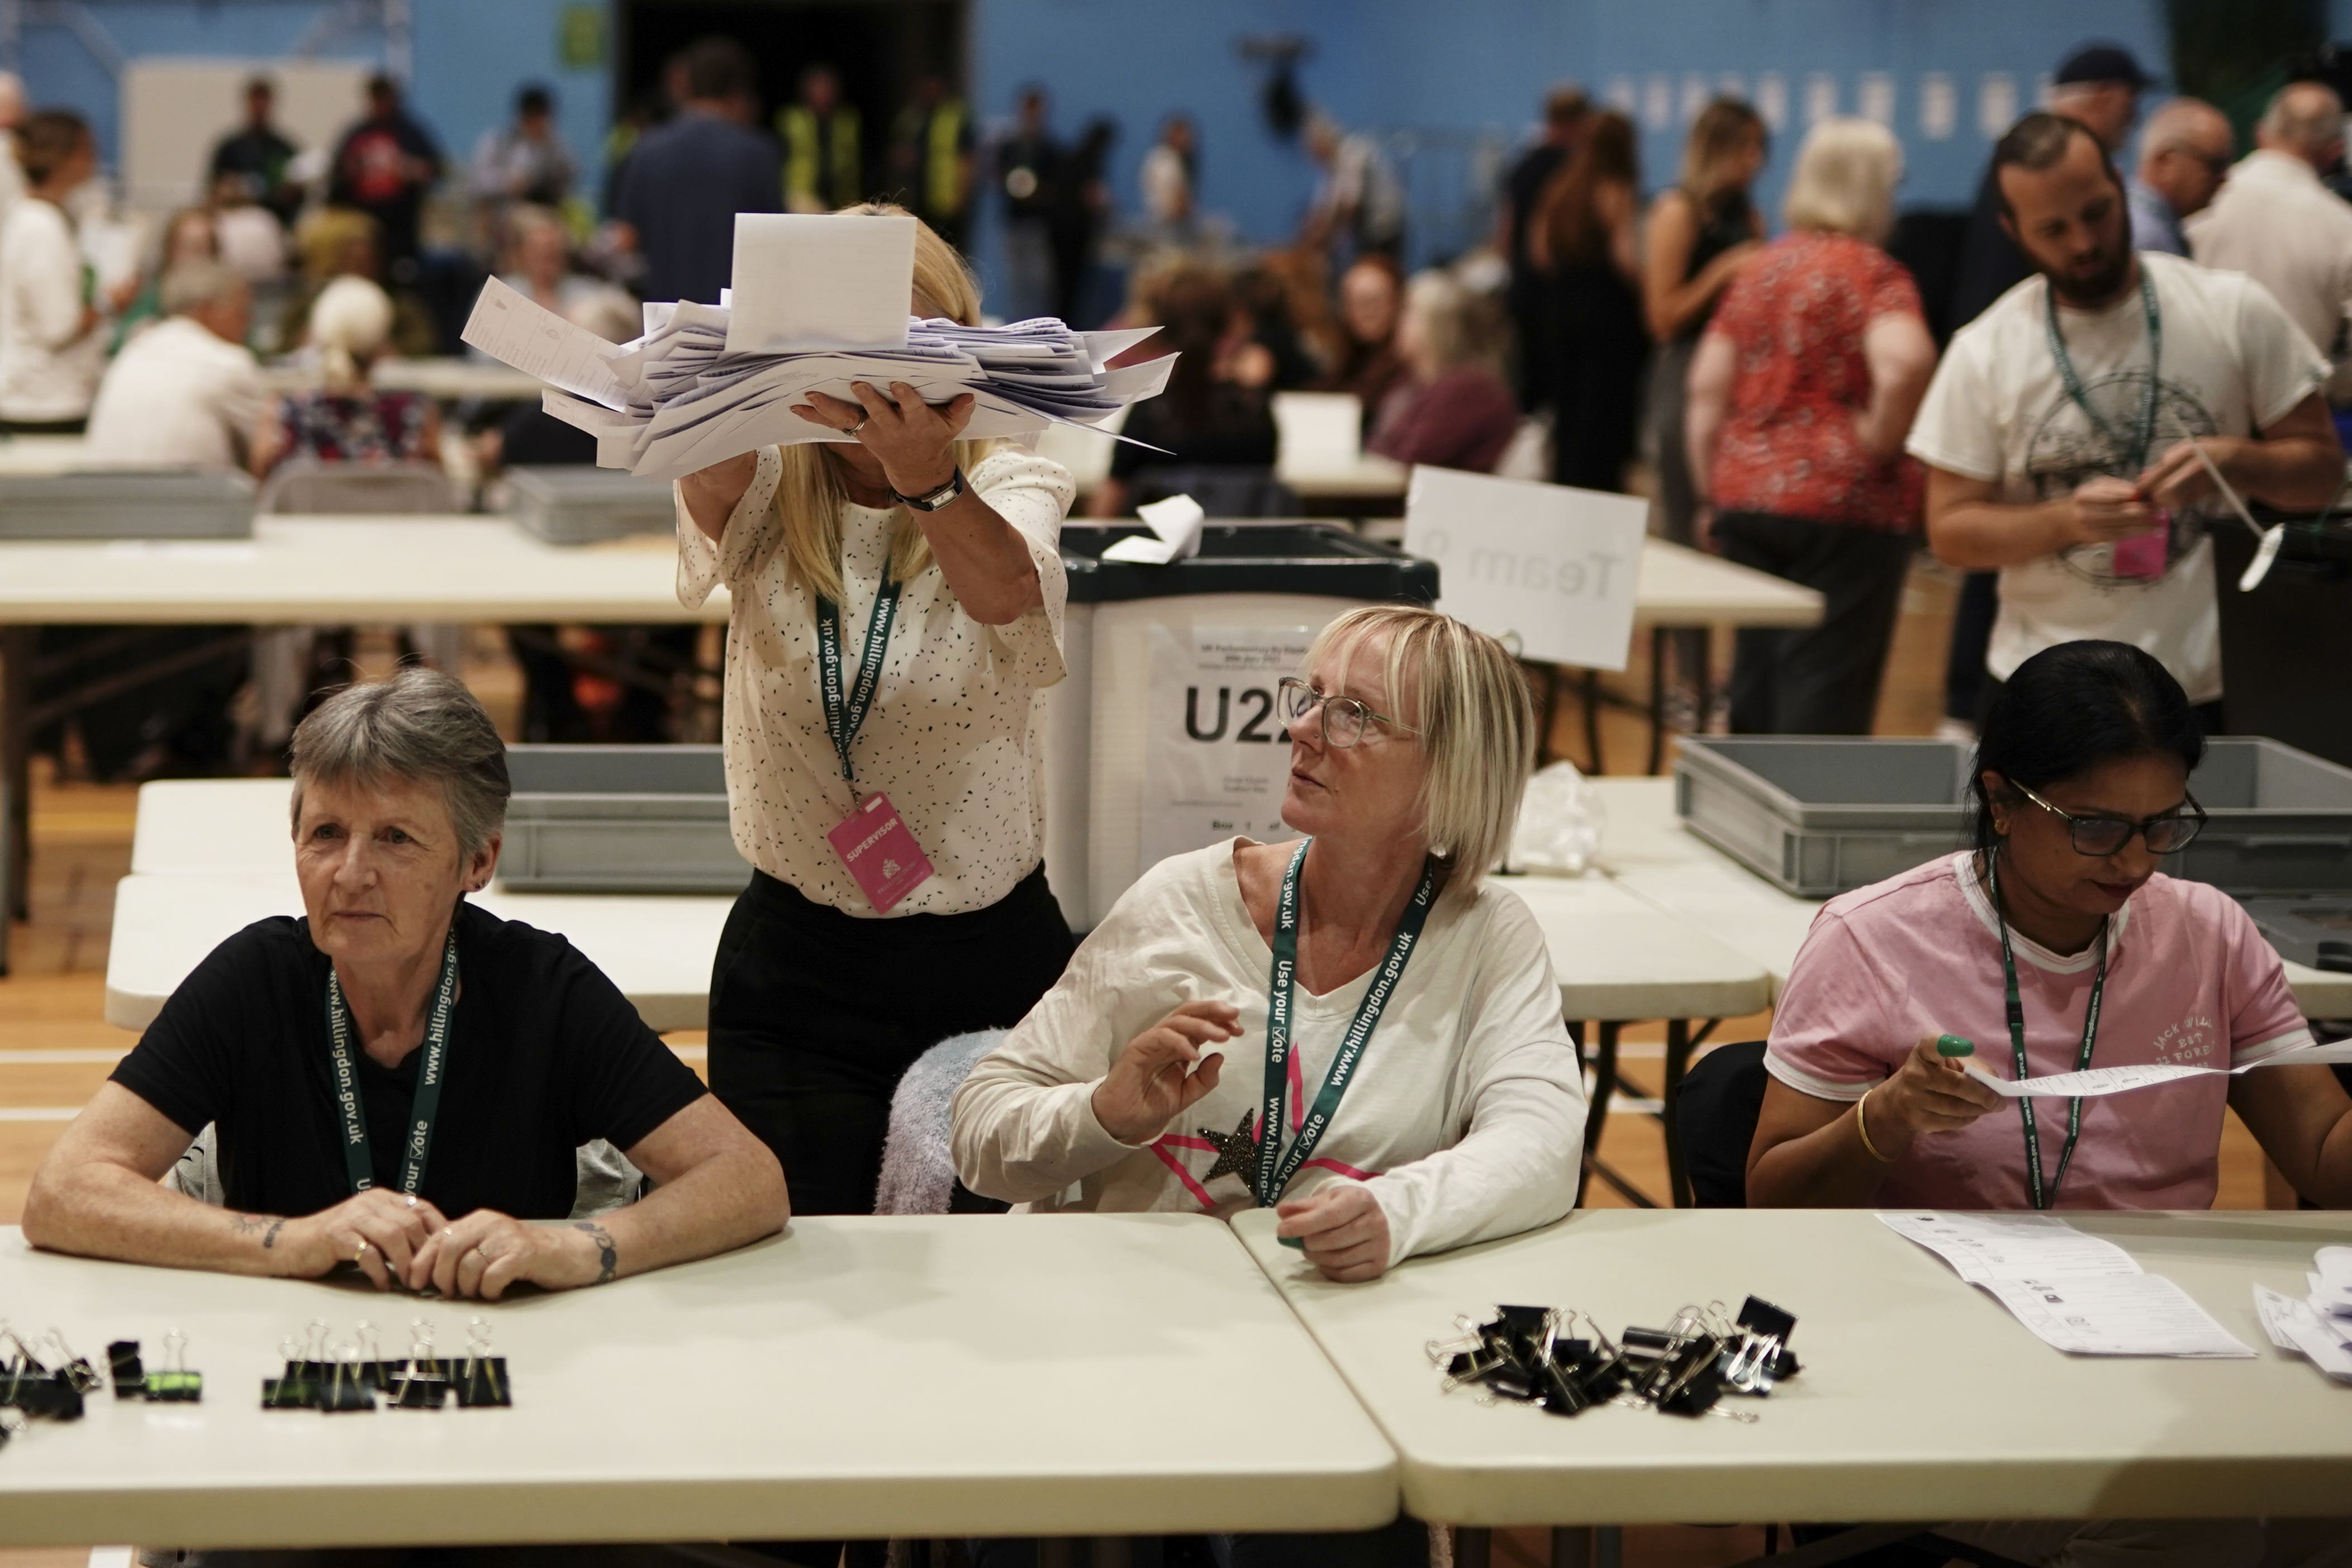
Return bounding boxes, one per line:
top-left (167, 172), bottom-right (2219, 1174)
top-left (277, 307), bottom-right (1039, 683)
top-left (953, 605), bottom-right (1586, 1286)
top-left (673, 203), bottom-right (1078, 1218)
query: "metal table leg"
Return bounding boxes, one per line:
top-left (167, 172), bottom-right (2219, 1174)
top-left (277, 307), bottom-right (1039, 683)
top-left (0, 625), bottom-right (30, 976)
top-left (1662, 1019), bottom-right (1698, 1208)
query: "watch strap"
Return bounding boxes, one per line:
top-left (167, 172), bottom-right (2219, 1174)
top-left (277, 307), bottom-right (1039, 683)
top-left (893, 468), bottom-right (966, 512)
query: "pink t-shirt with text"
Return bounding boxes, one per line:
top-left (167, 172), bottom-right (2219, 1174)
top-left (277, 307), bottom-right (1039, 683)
top-left (1766, 853), bottom-right (2310, 1209)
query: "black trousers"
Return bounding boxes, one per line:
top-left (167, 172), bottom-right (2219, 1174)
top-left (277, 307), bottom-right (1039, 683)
top-left (1944, 569), bottom-right (1999, 724)
top-left (707, 863), bottom-right (1075, 1217)
top-left (1713, 511), bottom-right (1916, 736)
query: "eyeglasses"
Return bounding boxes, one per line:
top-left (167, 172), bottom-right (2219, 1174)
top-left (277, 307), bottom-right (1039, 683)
top-left (1275, 676), bottom-right (1418, 749)
top-left (2013, 780), bottom-right (2206, 856)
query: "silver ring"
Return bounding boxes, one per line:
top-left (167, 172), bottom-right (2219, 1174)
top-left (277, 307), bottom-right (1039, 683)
top-left (845, 417), bottom-right (868, 438)
top-left (403, 1194), bottom-right (418, 1210)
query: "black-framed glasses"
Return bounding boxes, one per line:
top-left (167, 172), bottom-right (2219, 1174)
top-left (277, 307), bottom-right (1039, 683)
top-left (2014, 780), bottom-right (2207, 856)
top-left (1275, 676), bottom-right (1418, 749)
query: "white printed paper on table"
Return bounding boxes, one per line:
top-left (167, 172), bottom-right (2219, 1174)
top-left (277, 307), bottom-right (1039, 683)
top-left (1403, 466), bottom-right (1646, 672)
top-left (1880, 1211), bottom-right (2254, 1358)
top-left (1142, 625), bottom-right (1312, 869)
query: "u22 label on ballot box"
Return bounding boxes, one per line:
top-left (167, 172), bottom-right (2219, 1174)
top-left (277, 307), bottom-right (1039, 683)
top-left (1144, 625), bottom-right (1315, 869)
top-left (1403, 465), bottom-right (1647, 672)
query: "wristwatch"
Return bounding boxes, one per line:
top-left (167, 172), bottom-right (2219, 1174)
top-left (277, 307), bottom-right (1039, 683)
top-left (892, 468), bottom-right (967, 512)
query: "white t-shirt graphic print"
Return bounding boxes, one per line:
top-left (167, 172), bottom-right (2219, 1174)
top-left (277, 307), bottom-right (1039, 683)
top-left (1907, 252), bottom-right (2325, 702)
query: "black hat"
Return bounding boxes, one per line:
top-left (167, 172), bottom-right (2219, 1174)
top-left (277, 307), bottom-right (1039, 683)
top-left (2054, 43), bottom-right (2153, 89)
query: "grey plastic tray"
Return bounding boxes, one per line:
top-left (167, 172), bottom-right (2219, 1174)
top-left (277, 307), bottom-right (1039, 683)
top-left (501, 744), bottom-right (748, 894)
top-left (2236, 897), bottom-right (2352, 975)
top-left (1674, 735), bottom-right (2352, 899)
top-left (504, 465), bottom-right (676, 545)
top-left (0, 470), bottom-right (255, 540)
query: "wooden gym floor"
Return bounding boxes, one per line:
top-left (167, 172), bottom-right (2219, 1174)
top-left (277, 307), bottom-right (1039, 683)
top-left (0, 557), bottom-right (2278, 1567)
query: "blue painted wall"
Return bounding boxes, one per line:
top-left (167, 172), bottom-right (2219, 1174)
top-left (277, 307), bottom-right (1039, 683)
top-left (21, 0), bottom-right (2351, 276)
top-left (10, 0), bottom-right (609, 200)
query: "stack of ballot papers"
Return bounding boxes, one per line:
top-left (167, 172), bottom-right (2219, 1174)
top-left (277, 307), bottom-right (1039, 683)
top-left (459, 211), bottom-right (1174, 481)
top-left (2254, 1246), bottom-right (2352, 1384)
top-left (1881, 1212), bottom-right (2254, 1358)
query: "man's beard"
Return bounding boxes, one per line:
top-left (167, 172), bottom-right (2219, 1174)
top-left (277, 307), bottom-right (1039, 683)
top-left (2046, 242), bottom-right (2135, 308)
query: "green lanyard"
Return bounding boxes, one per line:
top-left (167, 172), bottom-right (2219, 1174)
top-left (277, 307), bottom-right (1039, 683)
top-left (1988, 854), bottom-right (2107, 1210)
top-left (814, 577), bottom-right (901, 785)
top-left (1255, 839), bottom-right (1438, 1209)
top-left (322, 928), bottom-right (459, 1198)
top-left (2043, 268), bottom-right (2163, 473)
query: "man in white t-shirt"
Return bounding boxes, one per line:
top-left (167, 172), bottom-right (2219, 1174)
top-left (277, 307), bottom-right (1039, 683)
top-left (1908, 111), bottom-right (2342, 721)
top-left (85, 260), bottom-right (267, 470)
top-left (2186, 81), bottom-right (2352, 403)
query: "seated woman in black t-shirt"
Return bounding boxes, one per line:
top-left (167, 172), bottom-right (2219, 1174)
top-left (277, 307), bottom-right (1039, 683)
top-left (25, 669), bottom-right (786, 1299)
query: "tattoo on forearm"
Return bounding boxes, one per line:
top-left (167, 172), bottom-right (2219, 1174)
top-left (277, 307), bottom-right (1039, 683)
top-left (573, 1222), bottom-right (618, 1284)
top-left (232, 1214), bottom-right (287, 1249)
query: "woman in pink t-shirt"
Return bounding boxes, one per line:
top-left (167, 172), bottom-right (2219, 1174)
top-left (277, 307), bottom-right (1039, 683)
top-left (1750, 639), bottom-right (2352, 1213)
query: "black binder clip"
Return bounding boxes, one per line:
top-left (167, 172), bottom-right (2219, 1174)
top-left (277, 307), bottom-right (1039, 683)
top-left (1724, 1295), bottom-right (1800, 1390)
top-left (262, 1336), bottom-right (315, 1409)
top-left (107, 1340), bottom-right (144, 1399)
top-left (353, 1320), bottom-right (405, 1391)
top-left (0, 1328), bottom-right (81, 1419)
top-left (389, 1321), bottom-right (449, 1409)
top-left (316, 1344), bottom-right (375, 1413)
top-left (453, 1318), bottom-right (510, 1408)
top-left (142, 1329), bottom-right (203, 1402)
top-left (44, 1332), bottom-right (99, 1394)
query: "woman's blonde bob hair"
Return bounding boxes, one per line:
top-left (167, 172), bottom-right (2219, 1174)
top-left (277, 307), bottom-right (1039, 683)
top-left (1782, 116), bottom-right (1903, 243)
top-left (1302, 605), bottom-right (1536, 904)
top-left (773, 202), bottom-right (1000, 605)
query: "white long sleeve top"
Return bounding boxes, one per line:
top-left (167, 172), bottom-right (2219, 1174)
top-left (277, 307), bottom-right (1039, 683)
top-left (951, 840), bottom-right (1587, 1264)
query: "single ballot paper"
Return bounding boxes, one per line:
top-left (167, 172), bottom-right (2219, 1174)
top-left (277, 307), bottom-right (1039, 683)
top-left (2256, 1285), bottom-right (2352, 1381)
top-left (1100, 493), bottom-right (1205, 564)
top-left (1880, 1212), bottom-right (2254, 1358)
top-left (1962, 1036), bottom-right (2352, 1099)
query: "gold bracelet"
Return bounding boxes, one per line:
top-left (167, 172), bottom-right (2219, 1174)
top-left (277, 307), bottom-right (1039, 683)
top-left (1855, 1087), bottom-right (1898, 1164)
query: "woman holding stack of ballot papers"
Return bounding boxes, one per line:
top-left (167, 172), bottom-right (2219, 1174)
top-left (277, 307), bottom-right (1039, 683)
top-left (951, 605), bottom-right (1588, 1283)
top-left (673, 205), bottom-right (1083, 1216)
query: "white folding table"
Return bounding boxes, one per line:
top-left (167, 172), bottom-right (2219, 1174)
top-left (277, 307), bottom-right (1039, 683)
top-left (108, 776), bottom-right (1768, 1034)
top-left (0, 517), bottom-right (727, 974)
top-left (1234, 1205), bottom-right (2352, 1561)
top-left (0, 1214), bottom-right (1397, 1547)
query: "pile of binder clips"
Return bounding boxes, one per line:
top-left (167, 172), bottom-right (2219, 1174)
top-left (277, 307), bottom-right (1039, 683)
top-left (1427, 1298), bottom-right (1800, 1421)
top-left (262, 1318), bottom-right (510, 1413)
top-left (0, 1325), bottom-right (203, 1445)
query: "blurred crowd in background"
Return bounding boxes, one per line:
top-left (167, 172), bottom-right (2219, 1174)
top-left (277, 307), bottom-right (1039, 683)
top-left (8, 28), bottom-right (2352, 772)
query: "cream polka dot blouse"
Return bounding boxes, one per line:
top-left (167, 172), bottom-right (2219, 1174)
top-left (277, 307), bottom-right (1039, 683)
top-left (676, 444), bottom-right (1076, 917)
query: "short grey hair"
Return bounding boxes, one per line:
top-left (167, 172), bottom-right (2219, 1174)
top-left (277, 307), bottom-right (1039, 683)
top-left (288, 668), bottom-right (511, 860)
top-left (1783, 116), bottom-right (1902, 241)
top-left (160, 259), bottom-right (244, 318)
